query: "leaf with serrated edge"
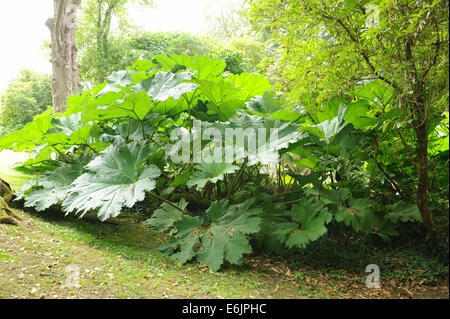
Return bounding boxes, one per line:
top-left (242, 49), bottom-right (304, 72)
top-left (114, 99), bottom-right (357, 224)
top-left (161, 199), bottom-right (262, 271)
top-left (63, 142), bottom-right (161, 221)
top-left (274, 198), bottom-right (331, 249)
top-left (187, 162), bottom-right (239, 190)
top-left (145, 198), bottom-right (188, 232)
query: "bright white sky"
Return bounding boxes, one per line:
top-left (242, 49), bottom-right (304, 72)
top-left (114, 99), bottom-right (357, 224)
top-left (0, 0), bottom-right (211, 91)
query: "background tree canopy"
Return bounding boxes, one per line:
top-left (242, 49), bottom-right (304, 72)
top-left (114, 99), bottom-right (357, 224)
top-left (0, 69), bottom-right (52, 135)
top-left (247, 0), bottom-right (449, 233)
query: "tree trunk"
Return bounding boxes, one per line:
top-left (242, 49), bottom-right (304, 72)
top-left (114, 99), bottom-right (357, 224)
top-left (0, 198), bottom-right (20, 225)
top-left (95, 0), bottom-right (119, 83)
top-left (46, 0), bottom-right (81, 113)
top-left (404, 37), bottom-right (435, 234)
top-left (416, 122), bottom-right (434, 233)
top-left (0, 179), bottom-right (21, 225)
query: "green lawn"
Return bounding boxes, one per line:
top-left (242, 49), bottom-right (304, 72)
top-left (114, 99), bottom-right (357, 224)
top-left (1, 209), bottom-right (320, 299)
top-left (0, 150), bottom-right (32, 190)
top-left (0, 150), bottom-right (448, 299)
top-left (0, 150), bottom-right (321, 299)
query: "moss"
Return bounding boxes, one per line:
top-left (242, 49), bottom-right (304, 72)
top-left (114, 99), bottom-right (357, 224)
top-left (0, 197), bottom-right (21, 225)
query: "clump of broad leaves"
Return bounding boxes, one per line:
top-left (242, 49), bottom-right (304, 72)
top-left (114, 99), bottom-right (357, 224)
top-left (1, 54), bottom-right (426, 271)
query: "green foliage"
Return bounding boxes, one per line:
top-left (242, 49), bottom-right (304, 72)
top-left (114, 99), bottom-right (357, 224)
top-left (77, 0), bottom-right (154, 84)
top-left (247, 0), bottom-right (449, 237)
top-left (139, 71), bottom-right (199, 102)
top-left (274, 197), bottom-right (332, 249)
top-left (287, 236), bottom-right (448, 285)
top-left (144, 198), bottom-right (188, 233)
top-left (0, 70), bottom-right (52, 135)
top-left (79, 27), bottom-right (258, 84)
top-left (130, 32), bottom-right (217, 59)
top-left (0, 54), bottom-right (435, 271)
top-left (22, 155), bottom-right (93, 211)
top-left (309, 104), bottom-right (347, 145)
top-left (247, 0), bottom-right (448, 103)
top-left (76, 0), bottom-right (271, 85)
top-left (160, 199), bottom-right (262, 271)
top-left (187, 163), bottom-right (239, 190)
top-left (63, 142), bottom-right (161, 221)
top-left (225, 37), bottom-right (278, 75)
top-left (385, 202), bottom-right (422, 224)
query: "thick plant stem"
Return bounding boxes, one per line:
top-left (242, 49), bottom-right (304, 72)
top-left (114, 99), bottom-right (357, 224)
top-left (227, 161), bottom-right (247, 198)
top-left (149, 192), bottom-right (187, 214)
top-left (321, 144), bottom-right (330, 187)
top-left (140, 120), bottom-right (146, 140)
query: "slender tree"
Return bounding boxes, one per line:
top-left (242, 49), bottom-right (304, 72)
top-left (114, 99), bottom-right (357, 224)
top-left (77, 0), bottom-right (152, 84)
top-left (247, 0), bottom-right (449, 233)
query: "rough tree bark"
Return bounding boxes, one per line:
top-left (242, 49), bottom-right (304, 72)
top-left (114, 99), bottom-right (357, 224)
top-left (46, 0), bottom-right (81, 113)
top-left (416, 122), bottom-right (434, 233)
top-left (0, 178), bottom-right (21, 225)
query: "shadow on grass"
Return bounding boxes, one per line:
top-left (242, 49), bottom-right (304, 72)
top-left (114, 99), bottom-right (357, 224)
top-left (22, 205), bottom-right (169, 265)
top-left (17, 202), bottom-right (449, 289)
top-left (21, 205), bottom-right (278, 279)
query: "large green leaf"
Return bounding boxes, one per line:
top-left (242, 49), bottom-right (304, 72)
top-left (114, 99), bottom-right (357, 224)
top-left (245, 91), bottom-right (302, 122)
top-left (246, 91), bottom-right (286, 114)
top-left (98, 70), bottom-right (134, 95)
top-left (334, 198), bottom-right (377, 232)
top-left (13, 144), bottom-right (55, 168)
top-left (354, 80), bottom-right (396, 107)
top-left (82, 90), bottom-right (153, 121)
top-left (22, 155), bottom-right (92, 211)
top-left (136, 71), bottom-right (199, 102)
top-left (45, 112), bottom-right (102, 147)
top-left (144, 198), bottom-right (188, 233)
top-left (159, 215), bottom-right (203, 264)
top-left (47, 112), bottom-right (84, 137)
top-left (329, 196), bottom-right (400, 240)
top-left (99, 118), bottom-right (157, 144)
top-left (0, 109), bottom-right (54, 152)
top-left (187, 162), bottom-right (239, 190)
top-left (195, 78), bottom-right (243, 120)
top-left (343, 100), bottom-right (378, 129)
top-left (197, 199), bottom-right (262, 271)
top-left (227, 112), bottom-right (307, 164)
top-left (226, 72), bottom-right (272, 101)
top-left (313, 98), bottom-right (346, 123)
top-left (319, 188), bottom-right (351, 206)
top-left (155, 54), bottom-right (226, 80)
top-left (195, 73), bottom-right (271, 121)
top-left (83, 71), bottom-right (198, 121)
top-left (161, 199), bottom-right (262, 271)
top-left (179, 113), bottom-right (306, 166)
top-left (274, 197), bottom-right (332, 249)
top-left (62, 142), bottom-right (161, 221)
top-left (385, 202), bottom-right (422, 223)
top-left (306, 104), bottom-right (347, 144)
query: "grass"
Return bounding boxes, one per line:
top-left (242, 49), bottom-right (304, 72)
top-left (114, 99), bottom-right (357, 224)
top-left (0, 150), bottom-right (448, 299)
top-left (1, 209), bottom-right (319, 299)
top-left (0, 150), bottom-right (32, 190)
